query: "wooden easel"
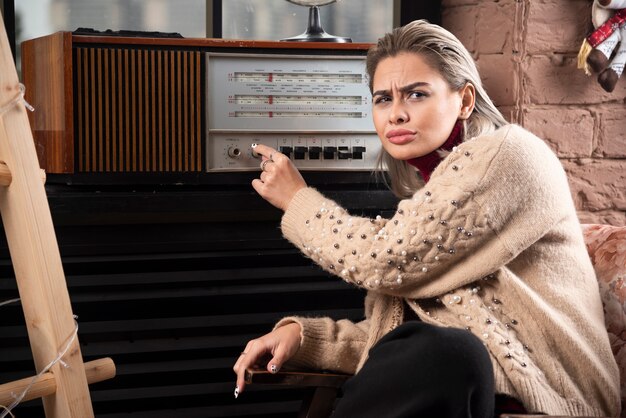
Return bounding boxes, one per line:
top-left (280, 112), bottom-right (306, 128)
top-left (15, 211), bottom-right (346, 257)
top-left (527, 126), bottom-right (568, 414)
top-left (0, 14), bottom-right (115, 418)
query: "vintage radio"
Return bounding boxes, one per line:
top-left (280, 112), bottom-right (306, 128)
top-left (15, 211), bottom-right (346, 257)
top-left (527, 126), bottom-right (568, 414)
top-left (22, 32), bottom-right (381, 183)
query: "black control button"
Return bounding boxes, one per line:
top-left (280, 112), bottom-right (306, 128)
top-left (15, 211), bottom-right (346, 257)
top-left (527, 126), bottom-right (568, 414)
top-left (323, 146), bottom-right (337, 160)
top-left (338, 146), bottom-right (352, 160)
top-left (352, 146), bottom-right (366, 160)
top-left (308, 146), bottom-right (322, 160)
top-left (294, 146), bottom-right (307, 160)
top-left (279, 146), bottom-right (293, 158)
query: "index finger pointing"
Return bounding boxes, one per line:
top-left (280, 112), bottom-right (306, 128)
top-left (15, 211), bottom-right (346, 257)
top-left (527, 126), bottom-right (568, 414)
top-left (251, 143), bottom-right (277, 160)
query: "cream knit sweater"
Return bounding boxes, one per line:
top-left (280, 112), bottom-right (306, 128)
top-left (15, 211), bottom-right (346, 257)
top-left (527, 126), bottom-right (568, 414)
top-left (275, 124), bottom-right (620, 417)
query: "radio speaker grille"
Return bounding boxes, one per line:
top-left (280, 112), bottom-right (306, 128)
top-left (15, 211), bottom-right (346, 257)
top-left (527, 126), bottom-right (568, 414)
top-left (74, 47), bottom-right (203, 173)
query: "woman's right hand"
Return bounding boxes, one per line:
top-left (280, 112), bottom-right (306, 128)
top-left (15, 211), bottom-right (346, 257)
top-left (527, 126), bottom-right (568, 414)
top-left (232, 322), bottom-right (302, 398)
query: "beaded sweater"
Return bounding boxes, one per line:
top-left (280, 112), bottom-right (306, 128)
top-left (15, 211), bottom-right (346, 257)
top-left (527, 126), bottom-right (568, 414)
top-left (275, 124), bottom-right (620, 417)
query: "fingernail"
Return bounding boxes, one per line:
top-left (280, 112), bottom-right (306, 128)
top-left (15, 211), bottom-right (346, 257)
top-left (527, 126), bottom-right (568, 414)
top-left (270, 364), bottom-right (279, 374)
top-left (234, 386), bottom-right (239, 399)
top-left (251, 143), bottom-right (257, 148)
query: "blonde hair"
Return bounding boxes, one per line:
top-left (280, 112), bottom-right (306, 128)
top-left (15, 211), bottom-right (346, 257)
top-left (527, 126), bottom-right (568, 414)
top-left (367, 20), bottom-right (508, 198)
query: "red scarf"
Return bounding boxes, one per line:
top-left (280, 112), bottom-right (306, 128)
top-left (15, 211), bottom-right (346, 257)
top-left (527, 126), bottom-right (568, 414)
top-left (406, 121), bottom-right (464, 183)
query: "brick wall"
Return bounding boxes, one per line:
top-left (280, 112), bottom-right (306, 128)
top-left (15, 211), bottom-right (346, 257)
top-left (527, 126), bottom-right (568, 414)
top-left (442, 0), bottom-right (626, 225)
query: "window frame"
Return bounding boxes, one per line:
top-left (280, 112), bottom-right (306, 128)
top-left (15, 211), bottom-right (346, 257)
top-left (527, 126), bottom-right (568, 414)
top-left (0, 0), bottom-right (440, 62)
top-left (208, 0), bottom-right (440, 38)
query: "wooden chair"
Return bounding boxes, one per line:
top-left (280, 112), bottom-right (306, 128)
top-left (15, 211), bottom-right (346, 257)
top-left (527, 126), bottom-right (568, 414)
top-left (246, 224), bottom-right (626, 418)
top-left (245, 368), bottom-right (350, 418)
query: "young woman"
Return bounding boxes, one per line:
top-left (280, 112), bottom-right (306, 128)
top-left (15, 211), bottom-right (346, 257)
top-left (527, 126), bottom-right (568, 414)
top-left (232, 20), bottom-right (620, 417)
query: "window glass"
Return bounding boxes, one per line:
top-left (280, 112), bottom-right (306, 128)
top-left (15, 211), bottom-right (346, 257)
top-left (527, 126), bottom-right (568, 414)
top-left (15, 0), bottom-right (205, 74)
top-left (222, 0), bottom-right (394, 43)
top-left (16, 0), bottom-right (206, 42)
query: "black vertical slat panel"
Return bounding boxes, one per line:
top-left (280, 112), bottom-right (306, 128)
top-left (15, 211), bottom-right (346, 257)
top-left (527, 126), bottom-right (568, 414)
top-left (0, 185), bottom-right (396, 417)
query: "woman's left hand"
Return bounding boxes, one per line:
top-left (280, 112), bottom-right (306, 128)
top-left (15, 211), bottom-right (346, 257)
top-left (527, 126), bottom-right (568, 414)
top-left (251, 143), bottom-right (307, 211)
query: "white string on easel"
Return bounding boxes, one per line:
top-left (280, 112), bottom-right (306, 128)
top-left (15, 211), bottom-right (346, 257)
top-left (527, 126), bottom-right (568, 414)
top-left (0, 298), bottom-right (20, 307)
top-left (0, 406), bottom-right (14, 418)
top-left (0, 296), bottom-right (79, 418)
top-left (0, 83), bottom-right (34, 115)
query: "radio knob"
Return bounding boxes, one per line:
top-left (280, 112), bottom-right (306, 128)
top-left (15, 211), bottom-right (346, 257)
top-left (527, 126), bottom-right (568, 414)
top-left (279, 146), bottom-right (293, 158)
top-left (294, 146), bottom-right (307, 160)
top-left (338, 146), bottom-right (352, 160)
top-left (308, 146), bottom-right (322, 160)
top-left (251, 146), bottom-right (261, 158)
top-left (323, 146), bottom-right (337, 160)
top-left (352, 146), bottom-right (366, 160)
top-left (227, 147), bottom-right (242, 158)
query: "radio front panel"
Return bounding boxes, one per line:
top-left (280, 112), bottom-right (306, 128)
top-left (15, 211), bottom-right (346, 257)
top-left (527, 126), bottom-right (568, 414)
top-left (206, 53), bottom-right (380, 172)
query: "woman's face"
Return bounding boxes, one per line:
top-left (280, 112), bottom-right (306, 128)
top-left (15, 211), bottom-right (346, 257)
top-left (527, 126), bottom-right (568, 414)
top-left (371, 52), bottom-right (471, 161)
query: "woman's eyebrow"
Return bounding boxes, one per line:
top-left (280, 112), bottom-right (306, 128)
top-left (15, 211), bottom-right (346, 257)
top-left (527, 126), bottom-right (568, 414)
top-left (372, 81), bottom-right (431, 97)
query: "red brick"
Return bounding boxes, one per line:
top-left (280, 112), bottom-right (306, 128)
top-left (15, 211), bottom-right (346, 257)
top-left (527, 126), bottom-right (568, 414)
top-left (597, 107), bottom-right (626, 158)
top-left (475, 1), bottom-right (516, 54)
top-left (526, 0), bottom-right (592, 54)
top-left (496, 105), bottom-right (518, 123)
top-left (477, 54), bottom-right (517, 106)
top-left (524, 108), bottom-right (594, 158)
top-left (442, 5), bottom-right (477, 52)
top-left (523, 55), bottom-right (626, 104)
top-left (563, 159), bottom-right (626, 211)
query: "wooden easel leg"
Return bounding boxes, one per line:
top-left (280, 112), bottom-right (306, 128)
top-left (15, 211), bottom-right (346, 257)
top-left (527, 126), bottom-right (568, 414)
top-left (0, 13), bottom-right (98, 418)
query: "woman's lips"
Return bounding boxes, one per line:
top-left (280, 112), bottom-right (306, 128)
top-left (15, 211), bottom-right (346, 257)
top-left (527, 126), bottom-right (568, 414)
top-left (386, 129), bottom-right (415, 145)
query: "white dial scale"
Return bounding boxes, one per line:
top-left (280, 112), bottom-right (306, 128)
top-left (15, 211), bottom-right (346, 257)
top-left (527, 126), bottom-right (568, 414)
top-left (206, 53), bottom-right (381, 171)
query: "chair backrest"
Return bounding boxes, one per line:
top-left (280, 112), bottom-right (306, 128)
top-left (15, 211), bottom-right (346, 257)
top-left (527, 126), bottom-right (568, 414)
top-left (581, 224), bottom-right (626, 417)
